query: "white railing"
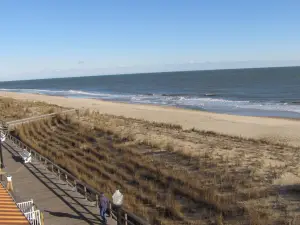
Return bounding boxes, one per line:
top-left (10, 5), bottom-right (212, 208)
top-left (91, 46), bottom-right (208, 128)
top-left (18, 200), bottom-right (42, 225)
top-left (24, 210), bottom-right (42, 225)
top-left (17, 199), bottom-right (34, 213)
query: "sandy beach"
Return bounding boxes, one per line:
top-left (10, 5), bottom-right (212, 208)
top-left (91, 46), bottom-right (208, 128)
top-left (3, 91), bottom-right (300, 223)
top-left (1, 91), bottom-right (300, 146)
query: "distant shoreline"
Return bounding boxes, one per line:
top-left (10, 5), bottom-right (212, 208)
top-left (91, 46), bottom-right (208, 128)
top-left (1, 91), bottom-right (300, 147)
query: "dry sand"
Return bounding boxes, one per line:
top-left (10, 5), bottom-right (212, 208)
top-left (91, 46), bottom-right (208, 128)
top-left (5, 91), bottom-right (300, 223)
top-left (1, 91), bottom-right (300, 146)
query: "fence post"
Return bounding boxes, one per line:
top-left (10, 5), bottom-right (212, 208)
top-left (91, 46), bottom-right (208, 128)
top-left (58, 169), bottom-right (60, 180)
top-left (96, 194), bottom-right (99, 208)
top-left (84, 186), bottom-right (87, 200)
top-left (41, 211), bottom-right (45, 225)
top-left (124, 213), bottom-right (128, 225)
top-left (76, 109), bottom-right (80, 119)
top-left (7, 175), bottom-right (13, 192)
top-left (51, 164), bottom-right (54, 172)
top-left (65, 174), bottom-right (68, 184)
top-left (109, 202), bottom-right (112, 219)
top-left (74, 180), bottom-right (77, 192)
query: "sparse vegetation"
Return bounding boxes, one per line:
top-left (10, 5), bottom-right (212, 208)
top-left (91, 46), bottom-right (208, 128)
top-left (0, 97), bottom-right (65, 121)
top-left (10, 109), bottom-right (300, 224)
top-left (2, 98), bottom-right (299, 224)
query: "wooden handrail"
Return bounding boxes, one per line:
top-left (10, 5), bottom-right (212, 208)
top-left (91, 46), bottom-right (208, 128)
top-left (6, 109), bottom-right (77, 127)
top-left (6, 133), bottom-right (150, 225)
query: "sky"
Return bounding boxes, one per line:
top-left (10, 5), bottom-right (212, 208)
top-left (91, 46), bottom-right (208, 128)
top-left (0, 0), bottom-right (300, 81)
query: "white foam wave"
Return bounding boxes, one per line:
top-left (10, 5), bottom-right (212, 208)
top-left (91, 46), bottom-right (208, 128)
top-left (1, 88), bottom-right (300, 115)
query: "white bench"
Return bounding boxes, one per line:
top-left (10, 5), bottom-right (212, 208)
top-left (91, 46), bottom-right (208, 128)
top-left (1, 133), bottom-right (6, 142)
top-left (19, 149), bottom-right (32, 164)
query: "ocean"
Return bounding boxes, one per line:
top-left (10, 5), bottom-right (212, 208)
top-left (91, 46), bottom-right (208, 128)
top-left (1, 66), bottom-right (300, 118)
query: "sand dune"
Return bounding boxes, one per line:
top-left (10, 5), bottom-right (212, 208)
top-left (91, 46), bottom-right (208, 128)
top-left (1, 91), bottom-right (300, 146)
top-left (3, 91), bottom-right (300, 223)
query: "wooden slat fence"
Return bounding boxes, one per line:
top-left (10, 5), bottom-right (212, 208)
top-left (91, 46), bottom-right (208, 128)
top-left (6, 109), bottom-right (78, 128)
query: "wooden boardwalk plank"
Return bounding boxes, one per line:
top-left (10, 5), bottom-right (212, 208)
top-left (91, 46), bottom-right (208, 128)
top-left (0, 183), bottom-right (29, 225)
top-left (2, 140), bottom-right (117, 225)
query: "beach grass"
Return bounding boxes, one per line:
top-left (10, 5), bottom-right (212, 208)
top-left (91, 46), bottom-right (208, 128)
top-left (10, 109), bottom-right (300, 224)
top-left (0, 97), bottom-right (65, 121)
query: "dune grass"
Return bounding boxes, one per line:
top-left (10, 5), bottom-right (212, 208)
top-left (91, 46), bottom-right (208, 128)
top-left (10, 110), bottom-right (300, 224)
top-left (0, 97), bottom-right (65, 122)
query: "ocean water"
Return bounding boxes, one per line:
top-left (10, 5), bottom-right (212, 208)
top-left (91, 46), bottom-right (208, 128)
top-left (1, 67), bottom-right (300, 118)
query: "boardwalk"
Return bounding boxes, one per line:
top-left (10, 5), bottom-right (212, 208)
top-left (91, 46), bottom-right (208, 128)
top-left (2, 139), bottom-right (117, 225)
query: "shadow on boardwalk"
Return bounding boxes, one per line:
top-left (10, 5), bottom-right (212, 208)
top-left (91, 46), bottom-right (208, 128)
top-left (3, 140), bottom-right (116, 225)
top-left (45, 210), bottom-right (90, 220)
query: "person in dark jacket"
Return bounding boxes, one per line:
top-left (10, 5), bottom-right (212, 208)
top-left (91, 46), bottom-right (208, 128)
top-left (99, 192), bottom-right (109, 224)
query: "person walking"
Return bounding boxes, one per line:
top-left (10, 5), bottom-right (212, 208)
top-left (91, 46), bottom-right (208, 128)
top-left (99, 192), bottom-right (109, 224)
top-left (112, 187), bottom-right (123, 225)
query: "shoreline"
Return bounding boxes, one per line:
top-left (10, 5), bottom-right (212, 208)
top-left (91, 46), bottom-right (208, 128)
top-left (2, 88), bottom-right (300, 120)
top-left (91, 97), bottom-right (300, 122)
top-left (1, 91), bottom-right (300, 146)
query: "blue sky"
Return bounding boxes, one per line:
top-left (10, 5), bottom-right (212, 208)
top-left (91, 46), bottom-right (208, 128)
top-left (1, 0), bottom-right (300, 81)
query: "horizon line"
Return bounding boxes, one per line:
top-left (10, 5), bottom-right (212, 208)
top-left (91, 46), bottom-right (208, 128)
top-left (1, 64), bottom-right (300, 83)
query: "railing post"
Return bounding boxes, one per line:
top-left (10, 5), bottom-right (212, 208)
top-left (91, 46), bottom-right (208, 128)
top-left (109, 202), bottom-right (112, 219)
top-left (51, 164), bottom-right (54, 172)
top-left (58, 169), bottom-right (60, 180)
top-left (74, 180), bottom-right (77, 192)
top-left (41, 211), bottom-right (45, 225)
top-left (7, 175), bottom-right (13, 192)
top-left (84, 186), bottom-right (87, 200)
top-left (96, 194), bottom-right (99, 208)
top-left (65, 174), bottom-right (68, 184)
top-left (125, 213), bottom-right (128, 225)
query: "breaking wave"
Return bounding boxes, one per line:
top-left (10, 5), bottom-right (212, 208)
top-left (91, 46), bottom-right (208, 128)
top-left (1, 88), bottom-right (300, 115)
